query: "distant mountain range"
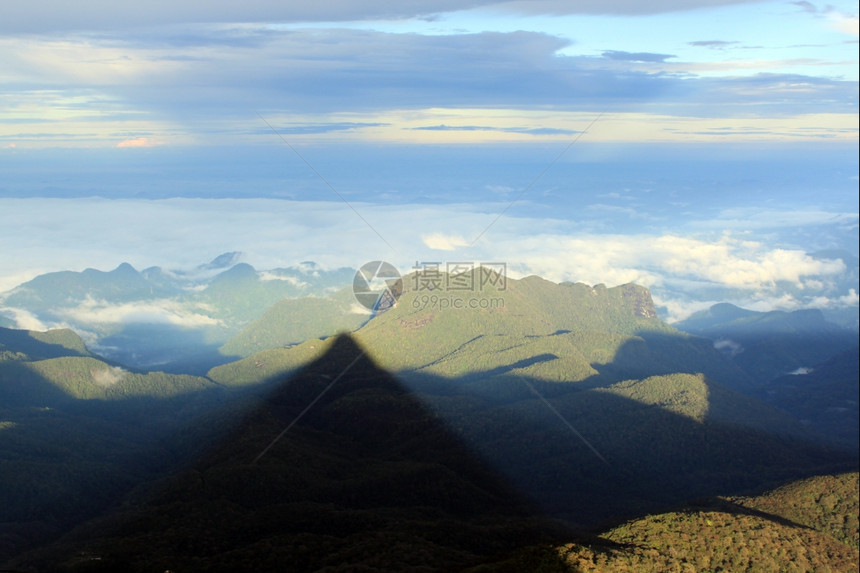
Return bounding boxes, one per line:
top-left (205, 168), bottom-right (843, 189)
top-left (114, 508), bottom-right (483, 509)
top-left (675, 302), bottom-right (857, 382)
top-left (0, 254), bottom-right (356, 372)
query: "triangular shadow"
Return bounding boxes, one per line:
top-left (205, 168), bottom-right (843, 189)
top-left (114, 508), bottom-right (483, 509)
top-left (19, 333), bottom-right (857, 572)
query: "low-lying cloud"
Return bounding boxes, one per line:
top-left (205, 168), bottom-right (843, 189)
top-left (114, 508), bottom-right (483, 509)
top-left (91, 365), bottom-right (127, 388)
top-left (60, 297), bottom-right (223, 328)
top-left (0, 197), bottom-right (856, 324)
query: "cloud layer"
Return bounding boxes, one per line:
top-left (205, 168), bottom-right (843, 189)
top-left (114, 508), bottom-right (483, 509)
top-left (0, 0), bottom-right (780, 33)
top-left (0, 197), bottom-right (855, 323)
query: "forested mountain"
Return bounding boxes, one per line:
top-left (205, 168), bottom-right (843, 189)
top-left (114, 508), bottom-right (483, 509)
top-left (560, 471), bottom-right (859, 572)
top-left (0, 256), bottom-right (355, 372)
top-left (1, 272), bottom-right (857, 571)
top-left (9, 334), bottom-right (857, 572)
top-left (219, 285), bottom-right (367, 358)
top-left (213, 277), bottom-right (755, 390)
top-left (0, 326), bottom-right (260, 563)
top-left (0, 327), bottom-right (91, 361)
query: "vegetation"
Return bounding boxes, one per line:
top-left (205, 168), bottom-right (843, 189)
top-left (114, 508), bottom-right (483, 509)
top-left (219, 286), bottom-right (367, 358)
top-left (730, 472), bottom-right (859, 549)
top-left (559, 502), bottom-right (858, 572)
top-left (0, 257), bottom-right (355, 371)
top-left (0, 273), bottom-right (856, 571)
top-left (554, 473), bottom-right (859, 572)
top-left (0, 326), bottom-right (90, 361)
top-left (7, 334), bottom-right (855, 572)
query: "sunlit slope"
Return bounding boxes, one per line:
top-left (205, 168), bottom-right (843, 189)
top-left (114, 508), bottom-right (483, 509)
top-left (557, 472), bottom-right (859, 572)
top-left (0, 326), bottom-right (91, 360)
top-left (601, 373), bottom-right (808, 434)
top-left (1, 327), bottom-right (217, 404)
top-left (730, 471), bottom-right (859, 549)
top-left (210, 277), bottom-right (754, 392)
top-left (219, 286), bottom-right (368, 358)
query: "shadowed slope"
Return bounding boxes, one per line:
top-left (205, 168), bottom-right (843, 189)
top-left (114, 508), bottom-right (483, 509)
top-left (27, 334), bottom-right (568, 572)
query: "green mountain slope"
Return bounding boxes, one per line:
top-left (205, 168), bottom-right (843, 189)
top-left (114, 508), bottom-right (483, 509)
top-left (0, 333), bottom-right (235, 563)
top-left (0, 326), bottom-right (90, 361)
top-left (557, 472), bottom-right (859, 572)
top-left (730, 471), bottom-right (859, 548)
top-left (14, 334), bottom-right (855, 572)
top-left (210, 276), bottom-right (755, 393)
top-left (219, 286), bottom-right (368, 358)
top-left (2, 278), bottom-right (855, 570)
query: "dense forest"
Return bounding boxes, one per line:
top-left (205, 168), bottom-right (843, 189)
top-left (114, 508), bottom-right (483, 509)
top-left (0, 275), bottom-right (857, 571)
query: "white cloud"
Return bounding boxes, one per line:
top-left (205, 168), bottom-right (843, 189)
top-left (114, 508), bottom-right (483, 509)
top-left (91, 365), bottom-right (126, 388)
top-left (117, 137), bottom-right (163, 148)
top-left (829, 12), bottom-right (860, 36)
top-left (1, 23), bottom-right (855, 149)
top-left (700, 208), bottom-right (860, 231)
top-left (503, 233), bottom-right (846, 292)
top-left (59, 297), bottom-right (223, 328)
top-left (422, 233), bottom-right (470, 251)
top-left (258, 272), bottom-right (308, 287)
top-left (0, 307), bottom-right (55, 331)
top-left (0, 198), bottom-right (855, 325)
top-left (652, 296), bottom-right (716, 323)
top-left (349, 302), bottom-right (374, 315)
top-left (713, 338), bottom-right (744, 357)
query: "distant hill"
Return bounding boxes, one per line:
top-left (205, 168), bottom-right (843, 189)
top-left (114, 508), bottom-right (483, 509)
top-left (674, 302), bottom-right (857, 383)
top-left (219, 286), bottom-right (368, 358)
top-left (0, 262), bottom-right (169, 310)
top-left (0, 326), bottom-right (91, 361)
top-left (0, 255), bottom-right (355, 372)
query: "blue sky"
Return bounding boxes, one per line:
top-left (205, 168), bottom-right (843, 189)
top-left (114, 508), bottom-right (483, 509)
top-left (0, 0), bottom-right (858, 323)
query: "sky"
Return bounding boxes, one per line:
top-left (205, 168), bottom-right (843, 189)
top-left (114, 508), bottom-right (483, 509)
top-left (0, 0), bottom-right (858, 324)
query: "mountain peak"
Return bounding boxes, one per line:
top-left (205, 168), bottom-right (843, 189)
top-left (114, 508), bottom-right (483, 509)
top-left (201, 252), bottom-right (244, 270)
top-left (621, 283), bottom-right (657, 318)
top-left (112, 262), bottom-right (138, 274)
